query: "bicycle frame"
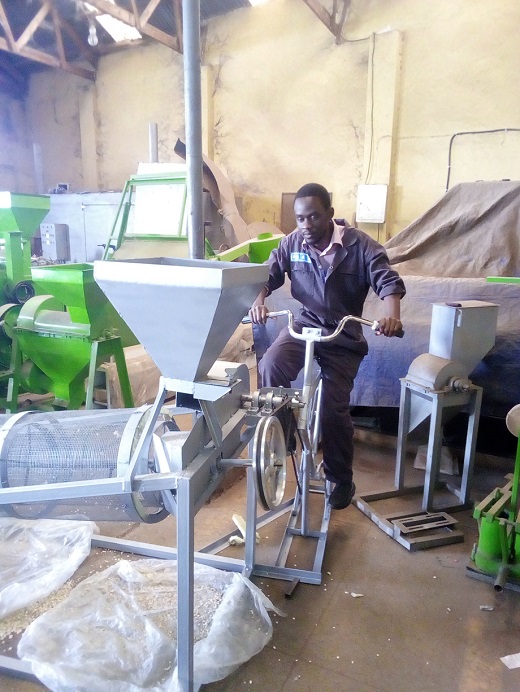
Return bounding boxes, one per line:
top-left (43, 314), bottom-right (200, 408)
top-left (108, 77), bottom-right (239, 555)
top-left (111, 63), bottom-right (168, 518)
top-left (238, 310), bottom-right (384, 587)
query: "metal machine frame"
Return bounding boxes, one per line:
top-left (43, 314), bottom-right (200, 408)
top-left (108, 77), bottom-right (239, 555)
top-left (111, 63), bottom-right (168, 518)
top-left (0, 282), bottom-right (386, 691)
top-left (354, 378), bottom-right (482, 550)
top-left (354, 300), bottom-right (497, 551)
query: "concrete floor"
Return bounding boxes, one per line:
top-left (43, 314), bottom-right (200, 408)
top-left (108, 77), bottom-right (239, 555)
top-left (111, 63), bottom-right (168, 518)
top-left (1, 428), bottom-right (520, 692)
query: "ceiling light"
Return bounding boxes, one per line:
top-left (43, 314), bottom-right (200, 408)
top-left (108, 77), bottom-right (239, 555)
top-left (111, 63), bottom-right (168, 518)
top-left (83, 1), bottom-right (142, 43)
top-left (87, 22), bottom-right (98, 46)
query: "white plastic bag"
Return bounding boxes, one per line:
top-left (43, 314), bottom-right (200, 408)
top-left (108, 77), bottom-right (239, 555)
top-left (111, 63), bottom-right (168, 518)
top-left (18, 558), bottom-right (283, 691)
top-left (0, 518), bottom-right (97, 619)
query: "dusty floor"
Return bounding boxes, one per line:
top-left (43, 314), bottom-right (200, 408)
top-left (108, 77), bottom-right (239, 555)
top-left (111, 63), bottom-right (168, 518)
top-left (1, 427), bottom-right (520, 692)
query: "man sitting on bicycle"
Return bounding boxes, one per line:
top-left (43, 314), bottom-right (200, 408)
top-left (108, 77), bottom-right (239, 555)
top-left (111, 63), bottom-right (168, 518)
top-left (248, 182), bottom-right (405, 510)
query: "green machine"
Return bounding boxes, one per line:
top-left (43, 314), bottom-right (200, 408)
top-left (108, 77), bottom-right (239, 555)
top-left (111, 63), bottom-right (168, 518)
top-left (0, 167), bottom-right (282, 413)
top-left (468, 275), bottom-right (520, 592)
top-left (469, 404), bottom-right (520, 591)
top-left (0, 192), bottom-right (50, 410)
top-left (16, 263), bottom-right (134, 410)
top-left (0, 191), bottom-right (47, 303)
top-left (102, 169), bottom-right (282, 264)
top-left (0, 191), bottom-right (135, 412)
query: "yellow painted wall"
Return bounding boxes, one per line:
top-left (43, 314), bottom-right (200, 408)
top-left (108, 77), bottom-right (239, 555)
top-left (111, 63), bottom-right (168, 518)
top-left (17, 0), bottom-right (520, 237)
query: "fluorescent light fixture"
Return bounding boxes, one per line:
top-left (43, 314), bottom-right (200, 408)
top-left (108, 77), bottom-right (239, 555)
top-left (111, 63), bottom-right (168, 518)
top-left (84, 1), bottom-right (142, 42)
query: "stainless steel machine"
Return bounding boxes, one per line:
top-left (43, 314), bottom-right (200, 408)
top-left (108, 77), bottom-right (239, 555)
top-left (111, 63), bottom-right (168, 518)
top-left (354, 299), bottom-right (499, 550)
top-left (0, 257), bottom-right (338, 691)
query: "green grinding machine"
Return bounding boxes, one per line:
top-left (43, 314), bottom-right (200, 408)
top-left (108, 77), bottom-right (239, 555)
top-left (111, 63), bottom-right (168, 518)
top-left (469, 404), bottom-right (520, 592)
top-left (0, 191), bottom-right (135, 412)
top-left (15, 263), bottom-right (135, 410)
top-left (0, 192), bottom-right (50, 410)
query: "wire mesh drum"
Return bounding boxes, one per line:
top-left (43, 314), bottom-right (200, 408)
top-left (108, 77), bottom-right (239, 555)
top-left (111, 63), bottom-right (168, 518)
top-left (0, 408), bottom-right (173, 523)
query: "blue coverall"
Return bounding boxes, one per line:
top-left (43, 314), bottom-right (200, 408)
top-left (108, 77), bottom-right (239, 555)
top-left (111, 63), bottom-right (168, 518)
top-left (259, 221), bottom-right (406, 485)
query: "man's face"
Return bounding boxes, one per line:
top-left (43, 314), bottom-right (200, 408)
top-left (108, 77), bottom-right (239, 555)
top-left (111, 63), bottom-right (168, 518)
top-left (294, 196), bottom-right (334, 249)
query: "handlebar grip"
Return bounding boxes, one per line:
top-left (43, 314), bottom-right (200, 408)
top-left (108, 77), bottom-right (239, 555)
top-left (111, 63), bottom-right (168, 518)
top-left (242, 310), bottom-right (289, 325)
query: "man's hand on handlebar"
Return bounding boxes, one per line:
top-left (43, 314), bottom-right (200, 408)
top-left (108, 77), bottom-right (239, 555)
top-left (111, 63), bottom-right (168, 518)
top-left (374, 317), bottom-right (403, 337)
top-left (248, 304), bottom-right (270, 325)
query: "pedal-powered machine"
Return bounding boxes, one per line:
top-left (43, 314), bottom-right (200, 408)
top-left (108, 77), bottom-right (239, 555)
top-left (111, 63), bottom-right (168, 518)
top-left (468, 404), bottom-right (520, 592)
top-left (0, 256), bottom-right (389, 691)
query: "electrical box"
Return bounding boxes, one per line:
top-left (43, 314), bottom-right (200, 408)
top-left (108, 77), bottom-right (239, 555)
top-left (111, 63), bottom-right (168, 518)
top-left (356, 184), bottom-right (388, 223)
top-left (39, 223), bottom-right (70, 262)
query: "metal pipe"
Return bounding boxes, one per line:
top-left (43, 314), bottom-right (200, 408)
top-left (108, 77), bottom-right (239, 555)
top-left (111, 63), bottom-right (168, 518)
top-left (494, 564), bottom-right (509, 592)
top-left (182, 0), bottom-right (205, 259)
top-left (148, 122), bottom-right (158, 163)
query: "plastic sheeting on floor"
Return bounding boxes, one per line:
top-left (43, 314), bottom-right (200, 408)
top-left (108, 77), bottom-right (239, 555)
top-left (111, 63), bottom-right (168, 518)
top-left (0, 518), bottom-right (96, 619)
top-left (18, 559), bottom-right (283, 692)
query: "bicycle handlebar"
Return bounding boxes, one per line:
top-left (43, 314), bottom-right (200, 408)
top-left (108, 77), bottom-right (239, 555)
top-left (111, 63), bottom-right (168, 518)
top-left (243, 309), bottom-right (404, 341)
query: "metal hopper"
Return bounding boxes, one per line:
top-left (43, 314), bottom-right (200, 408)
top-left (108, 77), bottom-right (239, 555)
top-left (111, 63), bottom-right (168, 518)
top-left (93, 257), bottom-right (268, 383)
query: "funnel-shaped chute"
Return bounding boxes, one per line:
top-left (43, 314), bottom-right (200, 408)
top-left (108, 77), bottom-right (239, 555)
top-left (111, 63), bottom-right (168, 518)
top-left (429, 300), bottom-right (499, 375)
top-left (0, 192), bottom-right (50, 239)
top-left (406, 300), bottom-right (499, 432)
top-left (94, 257), bottom-right (268, 382)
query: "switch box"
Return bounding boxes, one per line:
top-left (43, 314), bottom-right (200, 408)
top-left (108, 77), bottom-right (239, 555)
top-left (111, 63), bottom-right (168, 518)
top-left (39, 223), bottom-right (70, 262)
top-left (356, 184), bottom-right (388, 223)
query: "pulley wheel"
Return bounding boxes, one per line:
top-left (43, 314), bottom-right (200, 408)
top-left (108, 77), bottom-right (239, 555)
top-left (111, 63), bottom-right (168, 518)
top-left (506, 404), bottom-right (520, 438)
top-left (252, 415), bottom-right (287, 511)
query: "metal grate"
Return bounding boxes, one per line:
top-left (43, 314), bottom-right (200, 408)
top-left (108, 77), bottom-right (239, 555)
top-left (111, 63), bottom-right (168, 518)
top-left (0, 410), bottom-right (167, 523)
top-left (1, 410), bottom-right (129, 487)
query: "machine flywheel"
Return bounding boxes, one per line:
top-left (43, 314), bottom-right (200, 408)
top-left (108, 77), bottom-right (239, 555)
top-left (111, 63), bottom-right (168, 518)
top-left (252, 415), bottom-right (287, 511)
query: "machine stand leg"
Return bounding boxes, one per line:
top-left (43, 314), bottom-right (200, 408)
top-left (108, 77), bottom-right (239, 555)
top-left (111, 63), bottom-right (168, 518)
top-left (85, 337), bottom-right (134, 409)
top-left (177, 476), bottom-right (195, 692)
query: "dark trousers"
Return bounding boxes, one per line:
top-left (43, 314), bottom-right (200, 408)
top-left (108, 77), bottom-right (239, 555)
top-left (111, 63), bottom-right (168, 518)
top-left (258, 325), bottom-right (364, 485)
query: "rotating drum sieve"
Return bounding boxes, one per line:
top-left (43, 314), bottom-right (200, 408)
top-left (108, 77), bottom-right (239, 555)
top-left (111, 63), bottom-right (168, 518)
top-left (0, 408), bottom-right (175, 523)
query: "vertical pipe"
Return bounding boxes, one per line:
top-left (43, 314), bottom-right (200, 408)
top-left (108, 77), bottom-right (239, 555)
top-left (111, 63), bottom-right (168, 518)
top-left (182, 0), bottom-right (205, 259)
top-left (148, 122), bottom-right (158, 163)
top-left (177, 476), bottom-right (194, 692)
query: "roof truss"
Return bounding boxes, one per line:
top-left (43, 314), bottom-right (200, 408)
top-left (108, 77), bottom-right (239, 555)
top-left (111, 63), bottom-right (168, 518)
top-left (0, 0), bottom-right (97, 81)
top-left (0, 0), bottom-right (182, 85)
top-left (0, 0), bottom-right (351, 92)
top-left (301, 0), bottom-right (351, 43)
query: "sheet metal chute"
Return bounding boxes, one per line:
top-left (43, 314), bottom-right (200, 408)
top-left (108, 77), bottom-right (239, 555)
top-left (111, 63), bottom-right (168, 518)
top-left (404, 300), bottom-right (498, 432)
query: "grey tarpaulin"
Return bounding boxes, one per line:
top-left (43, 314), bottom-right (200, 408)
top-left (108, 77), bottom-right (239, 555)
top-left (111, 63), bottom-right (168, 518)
top-left (385, 180), bottom-right (520, 278)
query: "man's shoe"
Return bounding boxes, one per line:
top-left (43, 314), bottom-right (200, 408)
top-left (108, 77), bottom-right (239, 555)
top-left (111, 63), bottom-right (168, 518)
top-left (328, 482), bottom-right (356, 510)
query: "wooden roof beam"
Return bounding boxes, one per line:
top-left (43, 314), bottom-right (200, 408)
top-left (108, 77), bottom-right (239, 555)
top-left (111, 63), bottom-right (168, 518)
top-left (85, 0), bottom-right (180, 52)
top-left (0, 35), bottom-right (96, 80)
top-left (0, 1), bottom-right (96, 80)
top-left (15, 0), bottom-right (51, 51)
top-left (173, 0), bottom-right (183, 54)
top-left (302, 0), bottom-right (351, 43)
top-left (59, 17), bottom-right (99, 70)
top-left (50, 3), bottom-right (66, 65)
top-left (140, 0), bottom-right (162, 27)
top-left (0, 1), bottom-right (16, 50)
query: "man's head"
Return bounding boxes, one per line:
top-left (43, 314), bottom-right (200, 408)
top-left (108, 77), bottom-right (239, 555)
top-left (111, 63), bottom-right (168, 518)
top-left (294, 183), bottom-right (334, 250)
